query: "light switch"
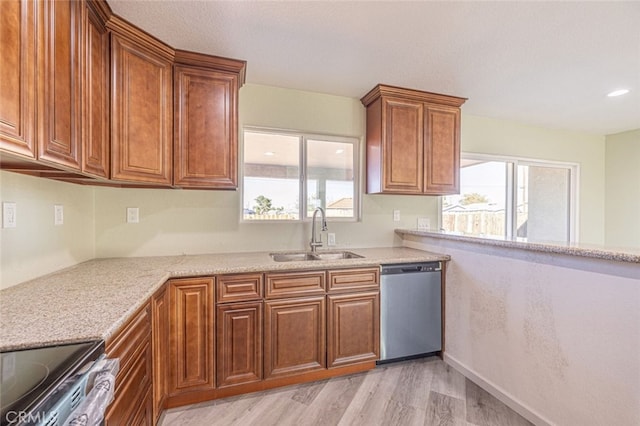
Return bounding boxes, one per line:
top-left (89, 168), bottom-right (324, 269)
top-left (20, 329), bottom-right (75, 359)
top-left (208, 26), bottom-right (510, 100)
top-left (54, 205), bottom-right (64, 226)
top-left (127, 207), bottom-right (139, 223)
top-left (393, 210), bottom-right (400, 222)
top-left (2, 202), bottom-right (17, 228)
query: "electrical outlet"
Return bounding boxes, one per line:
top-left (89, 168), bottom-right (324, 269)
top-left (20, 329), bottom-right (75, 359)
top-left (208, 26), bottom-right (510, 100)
top-left (328, 233), bottom-right (336, 246)
top-left (2, 202), bottom-right (17, 228)
top-left (127, 207), bottom-right (139, 223)
top-left (393, 210), bottom-right (400, 222)
top-left (54, 205), bottom-right (64, 226)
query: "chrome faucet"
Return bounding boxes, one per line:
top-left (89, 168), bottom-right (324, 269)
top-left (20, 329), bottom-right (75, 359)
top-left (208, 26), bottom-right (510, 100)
top-left (310, 207), bottom-right (328, 252)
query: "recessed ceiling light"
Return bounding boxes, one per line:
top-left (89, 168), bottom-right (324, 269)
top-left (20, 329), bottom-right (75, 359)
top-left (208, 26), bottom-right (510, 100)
top-left (607, 89), bottom-right (630, 97)
top-left (335, 149), bottom-right (344, 154)
top-left (263, 151), bottom-right (275, 156)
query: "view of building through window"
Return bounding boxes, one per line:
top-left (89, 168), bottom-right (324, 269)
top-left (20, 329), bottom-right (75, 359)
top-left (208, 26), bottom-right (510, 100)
top-left (243, 130), bottom-right (357, 221)
top-left (442, 155), bottom-right (576, 242)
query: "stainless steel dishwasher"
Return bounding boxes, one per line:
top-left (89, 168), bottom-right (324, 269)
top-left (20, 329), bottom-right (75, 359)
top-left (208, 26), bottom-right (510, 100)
top-left (379, 262), bottom-right (442, 363)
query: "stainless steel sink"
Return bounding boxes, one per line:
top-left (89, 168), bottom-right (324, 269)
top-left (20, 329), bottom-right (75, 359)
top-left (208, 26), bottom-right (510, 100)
top-left (312, 251), bottom-right (363, 260)
top-left (270, 251), bottom-right (363, 262)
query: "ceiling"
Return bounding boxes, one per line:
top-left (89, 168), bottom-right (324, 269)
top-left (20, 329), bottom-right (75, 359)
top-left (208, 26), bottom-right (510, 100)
top-left (109, 1), bottom-right (640, 136)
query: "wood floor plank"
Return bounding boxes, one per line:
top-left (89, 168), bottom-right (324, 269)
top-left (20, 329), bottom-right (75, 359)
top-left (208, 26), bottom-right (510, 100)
top-left (465, 379), bottom-right (533, 426)
top-left (424, 391), bottom-right (466, 426)
top-left (159, 358), bottom-right (534, 426)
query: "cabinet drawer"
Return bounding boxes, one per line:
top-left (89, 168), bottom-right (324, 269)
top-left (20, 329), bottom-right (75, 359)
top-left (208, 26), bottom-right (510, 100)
top-left (106, 303), bottom-right (151, 376)
top-left (217, 273), bottom-right (263, 303)
top-left (265, 271), bottom-right (326, 299)
top-left (328, 268), bottom-right (379, 293)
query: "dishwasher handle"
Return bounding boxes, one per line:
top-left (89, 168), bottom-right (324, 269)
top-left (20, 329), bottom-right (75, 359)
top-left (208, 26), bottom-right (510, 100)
top-left (381, 262), bottom-right (442, 275)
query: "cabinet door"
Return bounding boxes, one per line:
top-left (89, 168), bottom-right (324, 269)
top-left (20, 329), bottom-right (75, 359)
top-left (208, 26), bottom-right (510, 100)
top-left (327, 292), bottom-right (380, 368)
top-left (168, 278), bottom-right (215, 394)
top-left (216, 302), bottom-right (262, 387)
top-left (174, 65), bottom-right (238, 189)
top-left (424, 104), bottom-right (460, 194)
top-left (110, 25), bottom-right (173, 184)
top-left (0, 0), bottom-right (36, 158)
top-left (37, 0), bottom-right (82, 170)
top-left (151, 285), bottom-right (169, 424)
top-left (264, 296), bottom-right (326, 379)
top-left (382, 98), bottom-right (424, 193)
top-left (81, 1), bottom-right (109, 178)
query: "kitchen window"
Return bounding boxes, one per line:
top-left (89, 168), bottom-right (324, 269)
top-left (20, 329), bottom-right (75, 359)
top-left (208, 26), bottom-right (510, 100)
top-left (441, 153), bottom-right (578, 243)
top-left (242, 128), bottom-right (359, 221)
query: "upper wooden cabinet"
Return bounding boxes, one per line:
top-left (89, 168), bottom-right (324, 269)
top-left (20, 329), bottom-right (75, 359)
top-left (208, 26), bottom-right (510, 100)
top-left (361, 84), bottom-right (466, 195)
top-left (173, 51), bottom-right (246, 189)
top-left (0, 0), bottom-right (37, 158)
top-left (108, 15), bottom-right (174, 185)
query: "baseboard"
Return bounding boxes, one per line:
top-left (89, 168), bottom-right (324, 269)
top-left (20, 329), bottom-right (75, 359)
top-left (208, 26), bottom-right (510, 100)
top-left (443, 353), bottom-right (554, 426)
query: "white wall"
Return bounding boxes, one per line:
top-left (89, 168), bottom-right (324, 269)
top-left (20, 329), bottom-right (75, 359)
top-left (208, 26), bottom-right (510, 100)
top-left (605, 129), bottom-right (640, 248)
top-left (460, 115), bottom-right (606, 245)
top-left (0, 171), bottom-right (95, 289)
top-left (403, 234), bottom-right (640, 426)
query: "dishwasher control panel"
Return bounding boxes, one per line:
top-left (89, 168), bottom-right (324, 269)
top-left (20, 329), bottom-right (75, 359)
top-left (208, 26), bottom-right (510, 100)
top-left (381, 262), bottom-right (441, 275)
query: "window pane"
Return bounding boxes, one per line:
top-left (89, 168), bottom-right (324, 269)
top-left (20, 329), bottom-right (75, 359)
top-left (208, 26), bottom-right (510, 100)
top-left (517, 165), bottom-right (570, 242)
top-left (442, 160), bottom-right (507, 238)
top-left (306, 140), bottom-right (355, 218)
top-left (243, 132), bottom-right (300, 220)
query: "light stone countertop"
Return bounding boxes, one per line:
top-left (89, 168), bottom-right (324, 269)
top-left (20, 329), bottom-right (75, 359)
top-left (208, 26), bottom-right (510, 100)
top-left (0, 247), bottom-right (446, 351)
top-left (396, 229), bottom-right (640, 263)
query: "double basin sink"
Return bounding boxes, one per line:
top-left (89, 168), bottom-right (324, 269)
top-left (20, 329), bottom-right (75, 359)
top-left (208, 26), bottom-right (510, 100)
top-left (270, 251), bottom-right (363, 262)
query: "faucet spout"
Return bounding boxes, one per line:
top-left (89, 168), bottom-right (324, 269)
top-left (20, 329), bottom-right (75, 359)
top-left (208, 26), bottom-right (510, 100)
top-left (310, 207), bottom-right (327, 252)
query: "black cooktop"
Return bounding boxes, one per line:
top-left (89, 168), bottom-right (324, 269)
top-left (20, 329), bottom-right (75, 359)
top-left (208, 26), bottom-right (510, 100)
top-left (0, 340), bottom-right (104, 425)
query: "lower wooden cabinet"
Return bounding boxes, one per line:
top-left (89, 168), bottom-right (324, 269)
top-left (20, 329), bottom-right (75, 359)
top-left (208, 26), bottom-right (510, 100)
top-left (327, 292), bottom-right (380, 368)
top-left (264, 296), bottom-right (326, 379)
top-left (105, 303), bottom-right (152, 425)
top-left (168, 277), bottom-right (215, 395)
top-left (151, 285), bottom-right (169, 424)
top-left (216, 302), bottom-right (262, 387)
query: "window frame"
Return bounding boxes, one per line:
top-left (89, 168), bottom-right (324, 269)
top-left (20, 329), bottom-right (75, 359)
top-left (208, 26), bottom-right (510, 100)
top-left (240, 126), bottom-right (361, 223)
top-left (439, 152), bottom-right (580, 243)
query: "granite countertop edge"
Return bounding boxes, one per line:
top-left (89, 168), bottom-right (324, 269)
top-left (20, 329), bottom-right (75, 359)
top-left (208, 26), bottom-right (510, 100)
top-left (395, 229), bottom-right (640, 264)
top-left (0, 247), bottom-right (446, 351)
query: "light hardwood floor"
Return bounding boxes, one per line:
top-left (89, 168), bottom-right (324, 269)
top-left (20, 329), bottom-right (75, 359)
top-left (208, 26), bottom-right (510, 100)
top-left (160, 357), bottom-right (533, 426)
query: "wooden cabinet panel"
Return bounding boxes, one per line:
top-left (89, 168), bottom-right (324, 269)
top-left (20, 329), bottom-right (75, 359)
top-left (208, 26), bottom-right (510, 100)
top-left (361, 84), bottom-right (466, 196)
top-left (151, 285), bottom-right (169, 424)
top-left (264, 297), bottom-right (326, 379)
top-left (216, 302), bottom-right (262, 387)
top-left (81, 1), bottom-right (109, 178)
top-left (168, 277), bottom-right (215, 394)
top-left (327, 292), bottom-right (380, 368)
top-left (217, 273), bottom-right (263, 303)
top-left (128, 387), bottom-right (153, 426)
top-left (37, 0), bottom-right (82, 170)
top-left (265, 271), bottom-right (326, 299)
top-left (383, 98), bottom-right (424, 193)
top-left (424, 104), bottom-right (460, 194)
top-left (174, 63), bottom-right (239, 188)
top-left (105, 303), bottom-right (152, 426)
top-left (328, 268), bottom-right (380, 293)
top-left (0, 0), bottom-right (36, 158)
top-left (109, 16), bottom-right (173, 185)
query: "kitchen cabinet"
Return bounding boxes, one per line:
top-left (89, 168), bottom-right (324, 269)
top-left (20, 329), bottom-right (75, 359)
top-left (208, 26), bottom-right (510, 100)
top-left (108, 15), bottom-right (174, 185)
top-left (105, 302), bottom-right (152, 425)
top-left (173, 51), bottom-right (246, 189)
top-left (264, 296), bottom-right (326, 379)
top-left (37, 0), bottom-right (83, 170)
top-left (327, 268), bottom-right (380, 368)
top-left (0, 0), bottom-right (37, 158)
top-left (361, 84), bottom-right (466, 195)
top-left (151, 284), bottom-right (169, 424)
top-left (82, 0), bottom-right (110, 178)
top-left (168, 277), bottom-right (215, 395)
top-left (216, 273), bottom-right (263, 388)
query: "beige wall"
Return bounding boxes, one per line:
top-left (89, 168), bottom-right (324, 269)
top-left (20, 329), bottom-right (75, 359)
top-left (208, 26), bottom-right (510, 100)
top-left (605, 129), bottom-right (640, 248)
top-left (0, 171), bottom-right (95, 289)
top-left (2, 84), bottom-right (611, 285)
top-left (404, 234), bottom-right (640, 426)
top-left (460, 114), bottom-right (606, 245)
